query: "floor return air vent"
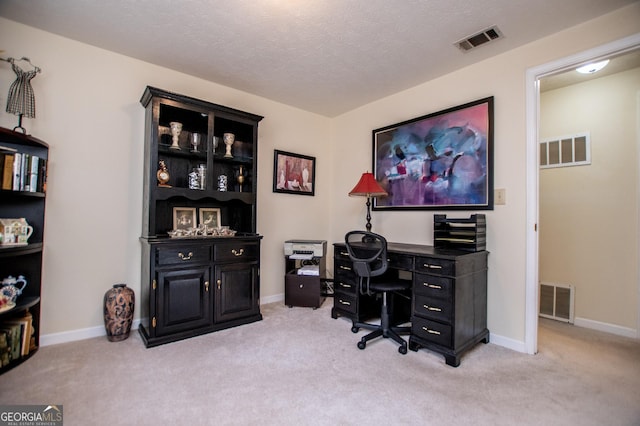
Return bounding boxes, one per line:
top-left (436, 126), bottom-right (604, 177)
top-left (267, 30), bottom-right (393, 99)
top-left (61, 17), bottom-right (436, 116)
top-left (539, 282), bottom-right (574, 323)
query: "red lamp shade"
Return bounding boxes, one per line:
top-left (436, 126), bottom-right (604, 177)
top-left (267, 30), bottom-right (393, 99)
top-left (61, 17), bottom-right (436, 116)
top-left (348, 172), bottom-right (387, 197)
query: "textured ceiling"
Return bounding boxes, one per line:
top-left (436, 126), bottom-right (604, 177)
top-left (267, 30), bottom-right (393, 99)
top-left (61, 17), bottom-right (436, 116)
top-left (0, 0), bottom-right (637, 116)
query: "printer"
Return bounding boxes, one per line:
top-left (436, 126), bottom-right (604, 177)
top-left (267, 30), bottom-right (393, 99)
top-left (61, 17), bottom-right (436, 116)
top-left (284, 240), bottom-right (327, 276)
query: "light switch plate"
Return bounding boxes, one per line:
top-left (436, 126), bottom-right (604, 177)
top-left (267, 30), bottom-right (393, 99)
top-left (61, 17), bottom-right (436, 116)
top-left (495, 188), bottom-right (506, 205)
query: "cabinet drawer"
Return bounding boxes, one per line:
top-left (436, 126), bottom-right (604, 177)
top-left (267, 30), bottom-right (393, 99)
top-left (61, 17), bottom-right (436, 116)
top-left (415, 256), bottom-right (455, 276)
top-left (411, 316), bottom-right (452, 348)
top-left (214, 242), bottom-right (258, 262)
top-left (334, 292), bottom-right (357, 314)
top-left (157, 245), bottom-right (211, 266)
top-left (333, 246), bottom-right (350, 260)
top-left (413, 294), bottom-right (452, 323)
top-left (414, 273), bottom-right (453, 299)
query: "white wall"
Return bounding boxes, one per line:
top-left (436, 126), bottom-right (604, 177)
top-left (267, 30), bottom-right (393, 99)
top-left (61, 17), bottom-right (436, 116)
top-left (329, 4), bottom-right (640, 348)
top-left (540, 67), bottom-right (640, 330)
top-left (1, 2), bottom-right (639, 348)
top-left (0, 17), bottom-right (332, 337)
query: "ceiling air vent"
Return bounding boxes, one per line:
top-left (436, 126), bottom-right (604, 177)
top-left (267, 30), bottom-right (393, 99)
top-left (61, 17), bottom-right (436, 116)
top-left (455, 25), bottom-right (503, 52)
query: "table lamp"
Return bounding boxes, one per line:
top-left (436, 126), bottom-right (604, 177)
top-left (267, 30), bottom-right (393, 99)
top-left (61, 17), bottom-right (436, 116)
top-left (349, 172), bottom-right (388, 232)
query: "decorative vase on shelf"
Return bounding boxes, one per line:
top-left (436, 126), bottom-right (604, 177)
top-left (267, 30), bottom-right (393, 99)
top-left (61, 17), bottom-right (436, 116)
top-left (237, 165), bottom-right (245, 192)
top-left (223, 132), bottom-right (234, 158)
top-left (169, 121), bottom-right (182, 150)
top-left (103, 283), bottom-right (135, 342)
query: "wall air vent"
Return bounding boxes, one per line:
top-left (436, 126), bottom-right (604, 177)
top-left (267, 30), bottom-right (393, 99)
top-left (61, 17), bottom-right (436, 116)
top-left (455, 26), bottom-right (503, 52)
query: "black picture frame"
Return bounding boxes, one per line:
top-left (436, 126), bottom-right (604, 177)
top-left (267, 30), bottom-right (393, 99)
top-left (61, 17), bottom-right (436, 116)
top-left (273, 150), bottom-right (316, 196)
top-left (372, 96), bottom-right (494, 210)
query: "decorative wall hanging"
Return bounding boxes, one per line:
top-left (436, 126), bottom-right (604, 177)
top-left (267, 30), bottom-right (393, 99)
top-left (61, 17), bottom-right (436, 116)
top-left (0, 56), bottom-right (42, 134)
top-left (372, 97), bottom-right (494, 210)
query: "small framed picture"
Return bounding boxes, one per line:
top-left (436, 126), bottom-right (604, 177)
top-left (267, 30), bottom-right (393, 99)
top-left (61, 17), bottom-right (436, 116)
top-left (199, 208), bottom-right (221, 228)
top-left (173, 207), bottom-right (197, 230)
top-left (273, 149), bottom-right (316, 196)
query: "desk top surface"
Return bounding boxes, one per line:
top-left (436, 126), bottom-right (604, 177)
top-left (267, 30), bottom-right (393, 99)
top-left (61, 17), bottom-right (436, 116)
top-left (334, 241), bottom-right (487, 259)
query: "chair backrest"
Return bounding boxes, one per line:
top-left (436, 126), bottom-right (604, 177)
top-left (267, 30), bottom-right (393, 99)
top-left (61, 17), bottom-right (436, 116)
top-left (344, 230), bottom-right (388, 278)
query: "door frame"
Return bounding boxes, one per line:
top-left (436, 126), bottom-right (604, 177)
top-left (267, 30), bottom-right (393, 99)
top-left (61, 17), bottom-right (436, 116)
top-left (525, 32), bottom-right (640, 354)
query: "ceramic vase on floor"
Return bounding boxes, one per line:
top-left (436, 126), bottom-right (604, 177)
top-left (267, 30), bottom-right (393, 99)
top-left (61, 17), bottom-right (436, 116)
top-left (103, 283), bottom-right (135, 342)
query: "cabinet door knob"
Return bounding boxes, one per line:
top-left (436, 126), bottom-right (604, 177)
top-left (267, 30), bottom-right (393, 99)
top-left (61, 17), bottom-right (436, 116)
top-left (178, 252), bottom-right (193, 261)
top-left (205, 281), bottom-right (210, 292)
top-left (231, 248), bottom-right (244, 256)
top-left (217, 279), bottom-right (221, 290)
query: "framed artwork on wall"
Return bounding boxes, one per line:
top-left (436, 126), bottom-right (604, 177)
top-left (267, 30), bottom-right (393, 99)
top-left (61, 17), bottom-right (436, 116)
top-left (273, 149), bottom-right (316, 196)
top-left (372, 96), bottom-right (494, 210)
top-left (172, 207), bottom-right (197, 230)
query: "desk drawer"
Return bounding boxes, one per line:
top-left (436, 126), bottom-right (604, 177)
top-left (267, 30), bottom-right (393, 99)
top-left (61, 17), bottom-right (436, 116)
top-left (335, 259), bottom-right (356, 278)
top-left (388, 252), bottom-right (413, 270)
top-left (415, 256), bottom-right (455, 276)
top-left (157, 245), bottom-right (211, 266)
top-left (334, 292), bottom-right (357, 314)
top-left (413, 294), bottom-right (452, 323)
top-left (414, 273), bottom-right (453, 299)
top-left (412, 316), bottom-right (452, 348)
top-left (334, 278), bottom-right (357, 295)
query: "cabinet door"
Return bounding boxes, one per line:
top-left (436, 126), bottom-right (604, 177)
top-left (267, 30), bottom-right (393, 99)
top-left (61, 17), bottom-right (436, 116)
top-left (155, 266), bottom-right (213, 336)
top-left (215, 262), bottom-right (259, 323)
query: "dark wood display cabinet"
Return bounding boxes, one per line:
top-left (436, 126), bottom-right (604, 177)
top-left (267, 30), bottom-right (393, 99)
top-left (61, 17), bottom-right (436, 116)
top-left (0, 127), bottom-right (48, 374)
top-left (138, 87), bottom-right (263, 348)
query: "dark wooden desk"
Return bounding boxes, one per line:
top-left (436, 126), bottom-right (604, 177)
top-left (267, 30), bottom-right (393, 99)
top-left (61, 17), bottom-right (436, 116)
top-left (332, 242), bottom-right (489, 367)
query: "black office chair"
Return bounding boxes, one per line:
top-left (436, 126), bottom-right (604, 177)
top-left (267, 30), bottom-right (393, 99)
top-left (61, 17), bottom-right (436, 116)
top-left (345, 230), bottom-right (411, 354)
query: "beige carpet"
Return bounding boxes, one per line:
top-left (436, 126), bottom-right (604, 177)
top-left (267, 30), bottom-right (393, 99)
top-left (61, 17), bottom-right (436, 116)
top-left (1, 301), bottom-right (639, 425)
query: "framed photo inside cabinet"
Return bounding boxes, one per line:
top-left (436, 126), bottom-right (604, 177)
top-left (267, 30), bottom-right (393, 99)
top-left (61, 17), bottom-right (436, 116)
top-left (173, 207), bottom-right (197, 230)
top-left (199, 208), bottom-right (221, 228)
top-left (273, 150), bottom-right (316, 196)
top-left (372, 97), bottom-right (494, 210)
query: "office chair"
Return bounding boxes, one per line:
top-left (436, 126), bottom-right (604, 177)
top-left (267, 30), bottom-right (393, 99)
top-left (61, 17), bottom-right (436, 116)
top-left (344, 230), bottom-right (411, 354)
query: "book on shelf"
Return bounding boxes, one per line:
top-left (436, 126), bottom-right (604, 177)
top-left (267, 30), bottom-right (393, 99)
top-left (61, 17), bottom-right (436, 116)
top-left (0, 323), bottom-right (23, 361)
top-left (3, 312), bottom-right (33, 357)
top-left (0, 152), bottom-right (47, 193)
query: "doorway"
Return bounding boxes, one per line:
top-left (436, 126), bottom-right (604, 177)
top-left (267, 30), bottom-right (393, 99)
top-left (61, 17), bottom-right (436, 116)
top-left (525, 33), bottom-right (640, 354)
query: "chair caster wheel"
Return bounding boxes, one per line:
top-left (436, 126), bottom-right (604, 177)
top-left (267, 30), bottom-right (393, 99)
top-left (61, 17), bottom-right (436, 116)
top-left (399, 345), bottom-right (408, 355)
top-left (351, 326), bottom-right (359, 333)
top-left (357, 341), bottom-right (366, 350)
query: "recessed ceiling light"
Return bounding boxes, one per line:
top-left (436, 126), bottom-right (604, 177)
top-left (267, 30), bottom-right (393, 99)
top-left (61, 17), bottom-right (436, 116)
top-left (576, 59), bottom-right (610, 74)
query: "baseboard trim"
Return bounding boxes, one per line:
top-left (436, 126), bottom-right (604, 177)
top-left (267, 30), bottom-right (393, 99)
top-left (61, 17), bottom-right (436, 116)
top-left (488, 333), bottom-right (526, 353)
top-left (573, 317), bottom-right (637, 339)
top-left (41, 296), bottom-right (288, 347)
top-left (40, 319), bottom-right (141, 347)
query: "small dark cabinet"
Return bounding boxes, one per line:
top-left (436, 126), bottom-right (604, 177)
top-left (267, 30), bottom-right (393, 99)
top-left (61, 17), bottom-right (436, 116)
top-left (138, 87), bottom-right (263, 348)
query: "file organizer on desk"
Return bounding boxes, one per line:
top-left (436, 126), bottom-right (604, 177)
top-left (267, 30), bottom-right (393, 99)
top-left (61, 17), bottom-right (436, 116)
top-left (433, 214), bottom-right (486, 252)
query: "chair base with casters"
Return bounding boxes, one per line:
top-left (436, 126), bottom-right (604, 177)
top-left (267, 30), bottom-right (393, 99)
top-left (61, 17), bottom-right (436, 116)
top-left (351, 284), bottom-right (412, 354)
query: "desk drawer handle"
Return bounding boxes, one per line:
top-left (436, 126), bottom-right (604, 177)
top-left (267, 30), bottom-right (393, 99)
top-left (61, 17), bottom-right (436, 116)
top-left (231, 248), bottom-right (244, 256)
top-left (340, 251), bottom-right (349, 256)
top-left (339, 265), bottom-right (352, 271)
top-left (339, 299), bottom-right (351, 306)
top-left (338, 282), bottom-right (352, 289)
top-left (423, 263), bottom-right (442, 269)
top-left (178, 252), bottom-right (193, 261)
top-left (422, 327), bottom-right (441, 335)
top-left (423, 283), bottom-right (442, 289)
top-left (423, 305), bottom-right (442, 312)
